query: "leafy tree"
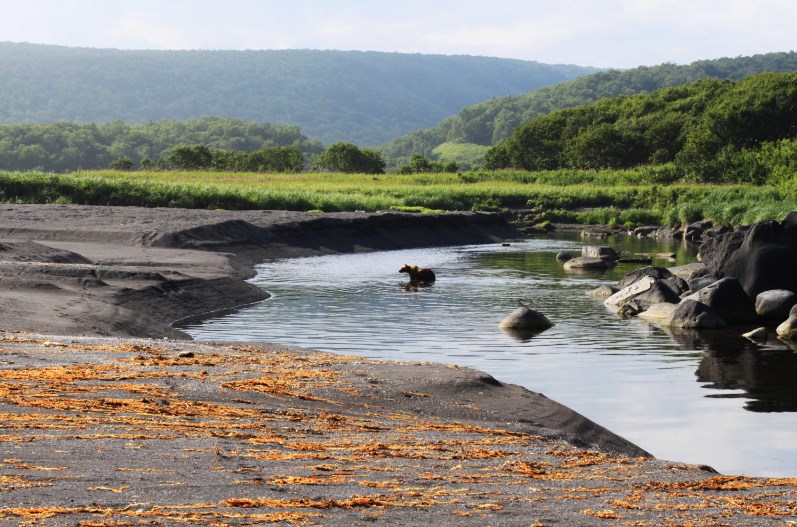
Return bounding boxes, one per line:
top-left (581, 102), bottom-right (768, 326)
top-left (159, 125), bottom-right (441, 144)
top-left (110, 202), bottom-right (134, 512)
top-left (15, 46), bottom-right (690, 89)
top-left (168, 145), bottom-right (213, 170)
top-left (484, 71), bottom-right (797, 182)
top-left (381, 51), bottom-right (797, 168)
top-left (313, 142), bottom-right (385, 174)
top-left (109, 156), bottom-right (134, 170)
top-left (398, 153), bottom-right (458, 174)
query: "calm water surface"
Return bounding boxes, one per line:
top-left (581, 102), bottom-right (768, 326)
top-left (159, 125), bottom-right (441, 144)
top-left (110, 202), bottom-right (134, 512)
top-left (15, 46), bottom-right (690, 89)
top-left (184, 235), bottom-right (797, 477)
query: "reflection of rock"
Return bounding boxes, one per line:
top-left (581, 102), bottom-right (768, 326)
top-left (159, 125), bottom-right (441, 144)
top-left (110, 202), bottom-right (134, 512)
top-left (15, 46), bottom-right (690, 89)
top-left (742, 327), bottom-right (769, 342)
top-left (661, 299), bottom-right (726, 329)
top-left (755, 289), bottom-right (797, 321)
top-left (500, 327), bottom-right (548, 342)
top-left (498, 307), bottom-right (553, 331)
top-left (663, 326), bottom-right (797, 411)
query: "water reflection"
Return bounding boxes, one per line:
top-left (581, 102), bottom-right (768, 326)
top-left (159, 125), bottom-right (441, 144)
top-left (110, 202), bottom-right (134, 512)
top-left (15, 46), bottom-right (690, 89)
top-left (665, 327), bottom-right (797, 412)
top-left (183, 235), bottom-right (797, 476)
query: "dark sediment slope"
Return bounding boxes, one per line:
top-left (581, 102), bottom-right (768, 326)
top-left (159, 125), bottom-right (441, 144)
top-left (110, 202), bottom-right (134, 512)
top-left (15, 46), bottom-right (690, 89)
top-left (0, 206), bottom-right (517, 339)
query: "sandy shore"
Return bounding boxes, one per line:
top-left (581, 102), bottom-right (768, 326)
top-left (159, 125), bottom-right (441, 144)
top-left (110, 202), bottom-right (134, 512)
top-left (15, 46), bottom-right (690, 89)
top-left (0, 204), bottom-right (795, 525)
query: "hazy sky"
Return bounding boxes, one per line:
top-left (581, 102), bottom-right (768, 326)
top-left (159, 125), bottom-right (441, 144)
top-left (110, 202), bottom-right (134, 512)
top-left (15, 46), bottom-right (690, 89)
top-left (3, 0), bottom-right (795, 68)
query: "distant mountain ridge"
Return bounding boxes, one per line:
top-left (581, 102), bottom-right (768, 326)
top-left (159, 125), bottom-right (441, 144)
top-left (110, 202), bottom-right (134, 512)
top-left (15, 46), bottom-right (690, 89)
top-left (381, 51), bottom-right (797, 168)
top-left (0, 42), bottom-right (597, 146)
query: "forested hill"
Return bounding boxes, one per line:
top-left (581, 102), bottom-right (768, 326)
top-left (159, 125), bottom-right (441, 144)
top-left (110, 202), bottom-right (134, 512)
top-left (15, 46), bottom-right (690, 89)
top-left (0, 42), bottom-right (596, 146)
top-left (381, 51), bottom-right (797, 168)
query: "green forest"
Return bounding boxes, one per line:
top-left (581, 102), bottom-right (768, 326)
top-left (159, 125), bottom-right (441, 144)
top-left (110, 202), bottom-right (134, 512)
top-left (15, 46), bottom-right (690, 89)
top-left (0, 42), bottom-right (595, 146)
top-left (0, 118), bottom-right (323, 172)
top-left (484, 71), bottom-right (797, 186)
top-left (380, 51), bottom-right (797, 168)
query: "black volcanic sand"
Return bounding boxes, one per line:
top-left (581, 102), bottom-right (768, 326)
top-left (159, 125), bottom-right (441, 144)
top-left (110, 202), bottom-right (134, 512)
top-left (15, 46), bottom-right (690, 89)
top-left (0, 205), bottom-right (795, 526)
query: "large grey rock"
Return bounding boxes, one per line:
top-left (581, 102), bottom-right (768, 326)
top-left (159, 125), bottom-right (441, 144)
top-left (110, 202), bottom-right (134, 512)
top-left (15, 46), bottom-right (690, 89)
top-left (668, 262), bottom-right (709, 282)
top-left (498, 307), bottom-right (553, 330)
top-left (699, 212), bottom-right (797, 297)
top-left (605, 276), bottom-right (682, 312)
top-left (682, 277), bottom-right (757, 325)
top-left (616, 266), bottom-right (689, 296)
top-left (633, 226), bottom-right (659, 237)
top-left (755, 289), bottom-right (797, 322)
top-left (582, 245), bottom-right (619, 261)
top-left (563, 256), bottom-right (608, 270)
top-left (662, 299), bottom-right (727, 329)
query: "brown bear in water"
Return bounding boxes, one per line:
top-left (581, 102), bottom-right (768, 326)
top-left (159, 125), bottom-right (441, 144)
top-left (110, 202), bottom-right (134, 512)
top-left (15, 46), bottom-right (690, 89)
top-left (399, 264), bottom-right (436, 283)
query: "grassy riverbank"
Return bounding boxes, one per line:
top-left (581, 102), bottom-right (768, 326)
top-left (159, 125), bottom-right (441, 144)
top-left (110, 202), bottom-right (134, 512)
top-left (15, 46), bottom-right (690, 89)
top-left (0, 168), bottom-right (794, 227)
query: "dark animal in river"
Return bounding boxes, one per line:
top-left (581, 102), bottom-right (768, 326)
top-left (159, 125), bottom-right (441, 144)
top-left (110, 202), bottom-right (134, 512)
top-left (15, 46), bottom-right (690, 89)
top-left (399, 264), bottom-right (436, 283)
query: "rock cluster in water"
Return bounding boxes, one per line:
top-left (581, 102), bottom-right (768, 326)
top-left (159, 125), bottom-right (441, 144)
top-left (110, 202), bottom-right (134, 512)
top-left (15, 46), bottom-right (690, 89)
top-left (568, 213), bottom-right (797, 346)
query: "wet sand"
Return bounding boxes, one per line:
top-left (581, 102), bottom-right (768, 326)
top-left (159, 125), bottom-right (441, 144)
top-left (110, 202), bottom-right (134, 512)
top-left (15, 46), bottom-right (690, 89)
top-left (0, 204), bottom-right (794, 525)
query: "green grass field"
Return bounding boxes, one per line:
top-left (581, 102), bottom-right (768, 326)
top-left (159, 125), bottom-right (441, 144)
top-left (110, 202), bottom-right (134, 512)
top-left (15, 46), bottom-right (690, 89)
top-left (0, 168), bottom-right (794, 228)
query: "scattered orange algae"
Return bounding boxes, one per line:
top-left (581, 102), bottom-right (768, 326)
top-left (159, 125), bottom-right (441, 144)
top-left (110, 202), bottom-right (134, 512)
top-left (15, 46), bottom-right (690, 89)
top-left (644, 475), bottom-right (797, 492)
top-left (223, 495), bottom-right (392, 509)
top-left (581, 508), bottom-right (624, 519)
top-left (548, 449), bottom-right (638, 469)
top-left (86, 485), bottom-right (129, 493)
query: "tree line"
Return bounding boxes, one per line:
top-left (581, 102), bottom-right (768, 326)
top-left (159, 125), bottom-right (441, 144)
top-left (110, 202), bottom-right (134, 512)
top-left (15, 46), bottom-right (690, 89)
top-left (0, 117), bottom-right (324, 172)
top-left (483, 71), bottom-right (797, 184)
top-left (380, 51), bottom-right (797, 168)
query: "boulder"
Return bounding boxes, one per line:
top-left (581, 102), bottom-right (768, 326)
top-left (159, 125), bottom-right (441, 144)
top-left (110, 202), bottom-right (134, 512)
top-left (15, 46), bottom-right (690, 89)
top-left (699, 212), bottom-right (797, 297)
top-left (776, 315), bottom-right (797, 340)
top-left (682, 277), bottom-right (757, 325)
top-left (605, 276), bottom-right (682, 312)
top-left (498, 307), bottom-right (554, 331)
top-left (582, 245), bottom-right (618, 261)
top-left (684, 225), bottom-right (704, 242)
top-left (668, 262), bottom-right (709, 282)
top-left (616, 266), bottom-right (689, 296)
top-left (655, 226), bottom-right (680, 239)
top-left (638, 302), bottom-right (678, 322)
top-left (755, 289), bottom-right (797, 322)
top-left (563, 256), bottom-right (608, 271)
top-left (687, 274), bottom-right (720, 295)
top-left (633, 226), bottom-right (660, 237)
top-left (661, 299), bottom-right (727, 329)
top-left (555, 251), bottom-right (574, 263)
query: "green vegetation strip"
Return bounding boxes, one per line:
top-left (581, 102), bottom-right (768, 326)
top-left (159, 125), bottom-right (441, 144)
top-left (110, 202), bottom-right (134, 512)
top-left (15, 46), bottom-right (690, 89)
top-left (1, 169), bottom-right (794, 227)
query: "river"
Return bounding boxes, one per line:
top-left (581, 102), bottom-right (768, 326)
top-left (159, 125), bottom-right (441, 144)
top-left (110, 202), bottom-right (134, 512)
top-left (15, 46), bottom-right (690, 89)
top-left (183, 234), bottom-right (797, 477)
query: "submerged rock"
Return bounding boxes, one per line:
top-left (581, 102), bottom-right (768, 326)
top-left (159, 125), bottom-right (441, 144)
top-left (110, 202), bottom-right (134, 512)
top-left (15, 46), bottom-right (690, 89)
top-left (498, 307), bottom-right (554, 331)
top-left (563, 256), bottom-right (608, 271)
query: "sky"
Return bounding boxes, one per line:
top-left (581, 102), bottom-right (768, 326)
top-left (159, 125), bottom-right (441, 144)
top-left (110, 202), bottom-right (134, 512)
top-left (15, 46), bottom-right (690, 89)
top-left (2, 0), bottom-right (796, 69)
